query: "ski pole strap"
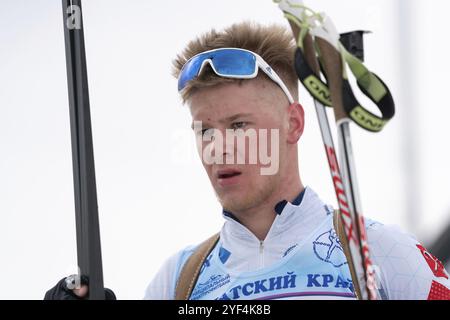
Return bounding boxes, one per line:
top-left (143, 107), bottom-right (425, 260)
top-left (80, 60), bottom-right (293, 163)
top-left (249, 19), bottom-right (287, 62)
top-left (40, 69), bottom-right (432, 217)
top-left (340, 47), bottom-right (395, 132)
top-left (285, 11), bottom-right (395, 132)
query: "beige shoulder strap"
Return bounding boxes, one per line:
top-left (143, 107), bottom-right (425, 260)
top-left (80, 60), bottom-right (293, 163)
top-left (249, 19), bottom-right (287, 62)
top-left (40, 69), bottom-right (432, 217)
top-left (333, 209), bottom-right (361, 299)
top-left (174, 233), bottom-right (220, 300)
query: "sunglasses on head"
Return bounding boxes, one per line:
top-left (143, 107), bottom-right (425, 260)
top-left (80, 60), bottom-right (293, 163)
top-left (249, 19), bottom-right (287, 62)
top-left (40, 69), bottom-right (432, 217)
top-left (178, 48), bottom-right (294, 104)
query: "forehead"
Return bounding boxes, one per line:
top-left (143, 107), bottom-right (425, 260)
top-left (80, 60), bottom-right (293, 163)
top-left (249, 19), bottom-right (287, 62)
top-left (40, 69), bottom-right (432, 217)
top-left (188, 78), bottom-right (282, 122)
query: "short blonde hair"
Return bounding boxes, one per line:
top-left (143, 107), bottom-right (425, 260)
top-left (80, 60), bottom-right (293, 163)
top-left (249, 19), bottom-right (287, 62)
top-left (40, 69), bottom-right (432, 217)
top-left (173, 21), bottom-right (298, 103)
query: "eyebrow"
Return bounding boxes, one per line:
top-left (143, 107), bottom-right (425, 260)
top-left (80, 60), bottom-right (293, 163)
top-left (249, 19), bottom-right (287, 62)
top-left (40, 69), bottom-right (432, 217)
top-left (222, 113), bottom-right (253, 124)
top-left (191, 113), bottom-right (253, 130)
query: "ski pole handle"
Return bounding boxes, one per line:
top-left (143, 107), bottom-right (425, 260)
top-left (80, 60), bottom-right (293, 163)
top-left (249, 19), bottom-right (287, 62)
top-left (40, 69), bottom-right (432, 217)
top-left (314, 38), bottom-right (348, 123)
top-left (287, 21), bottom-right (321, 77)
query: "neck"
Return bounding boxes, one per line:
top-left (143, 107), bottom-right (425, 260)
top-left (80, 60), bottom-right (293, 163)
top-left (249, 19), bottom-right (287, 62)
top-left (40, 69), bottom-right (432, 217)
top-left (232, 172), bottom-right (304, 241)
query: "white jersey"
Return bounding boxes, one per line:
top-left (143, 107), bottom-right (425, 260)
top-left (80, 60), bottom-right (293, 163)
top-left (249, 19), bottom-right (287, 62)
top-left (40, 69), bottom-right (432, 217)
top-left (145, 187), bottom-right (450, 300)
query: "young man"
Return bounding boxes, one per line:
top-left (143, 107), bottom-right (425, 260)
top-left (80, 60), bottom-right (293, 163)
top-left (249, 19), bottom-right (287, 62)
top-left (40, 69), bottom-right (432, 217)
top-left (144, 22), bottom-right (450, 300)
top-left (45, 22), bottom-right (449, 301)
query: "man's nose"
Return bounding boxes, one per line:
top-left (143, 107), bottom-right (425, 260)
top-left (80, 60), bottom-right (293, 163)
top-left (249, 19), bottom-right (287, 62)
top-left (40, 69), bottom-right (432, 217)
top-left (208, 129), bottom-right (235, 163)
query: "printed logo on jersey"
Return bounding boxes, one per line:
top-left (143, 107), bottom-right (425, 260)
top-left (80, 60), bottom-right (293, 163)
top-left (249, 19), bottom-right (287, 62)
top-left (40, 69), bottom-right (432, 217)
top-left (324, 205), bottom-right (333, 216)
top-left (219, 246), bottom-right (231, 264)
top-left (306, 273), bottom-right (354, 293)
top-left (216, 272), bottom-right (297, 300)
top-left (199, 253), bottom-right (214, 276)
top-left (416, 244), bottom-right (448, 279)
top-left (191, 274), bottom-right (231, 300)
top-left (313, 228), bottom-right (347, 267)
top-left (282, 244), bottom-right (298, 258)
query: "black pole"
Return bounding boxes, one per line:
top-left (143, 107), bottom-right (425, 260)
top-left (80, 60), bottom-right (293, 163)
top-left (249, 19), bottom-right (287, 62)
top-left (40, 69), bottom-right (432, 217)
top-left (340, 30), bottom-right (369, 62)
top-left (62, 0), bottom-right (105, 299)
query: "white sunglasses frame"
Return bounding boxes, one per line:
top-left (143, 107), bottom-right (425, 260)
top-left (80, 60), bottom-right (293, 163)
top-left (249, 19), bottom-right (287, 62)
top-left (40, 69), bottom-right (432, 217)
top-left (184, 47), bottom-right (295, 104)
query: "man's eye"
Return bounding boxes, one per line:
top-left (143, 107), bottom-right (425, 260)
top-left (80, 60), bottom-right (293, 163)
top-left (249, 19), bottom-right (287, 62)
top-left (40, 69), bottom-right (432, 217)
top-left (199, 128), bottom-right (215, 139)
top-left (195, 128), bottom-right (209, 136)
top-left (231, 122), bottom-right (247, 130)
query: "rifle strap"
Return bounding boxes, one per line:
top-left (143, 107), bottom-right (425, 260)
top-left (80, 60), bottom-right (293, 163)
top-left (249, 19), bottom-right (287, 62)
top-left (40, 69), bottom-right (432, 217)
top-left (174, 233), bottom-right (220, 300)
top-left (333, 209), bottom-right (362, 299)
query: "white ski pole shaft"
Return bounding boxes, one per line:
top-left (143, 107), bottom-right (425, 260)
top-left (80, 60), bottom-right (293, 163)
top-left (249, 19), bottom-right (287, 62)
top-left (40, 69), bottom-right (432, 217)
top-left (315, 37), bottom-right (378, 300)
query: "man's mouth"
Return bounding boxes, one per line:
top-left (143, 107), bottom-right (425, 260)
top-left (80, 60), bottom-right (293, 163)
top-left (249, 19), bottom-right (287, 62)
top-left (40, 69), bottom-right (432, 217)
top-left (216, 169), bottom-right (242, 187)
top-left (218, 171), bottom-right (241, 179)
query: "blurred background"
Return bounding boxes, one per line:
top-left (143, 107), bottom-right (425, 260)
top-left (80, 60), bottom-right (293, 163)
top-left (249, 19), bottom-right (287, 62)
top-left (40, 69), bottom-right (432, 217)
top-left (0, 0), bottom-right (448, 299)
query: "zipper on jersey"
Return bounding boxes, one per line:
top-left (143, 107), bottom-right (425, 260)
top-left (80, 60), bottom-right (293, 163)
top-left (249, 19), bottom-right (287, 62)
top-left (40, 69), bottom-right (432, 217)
top-left (259, 240), bottom-right (264, 268)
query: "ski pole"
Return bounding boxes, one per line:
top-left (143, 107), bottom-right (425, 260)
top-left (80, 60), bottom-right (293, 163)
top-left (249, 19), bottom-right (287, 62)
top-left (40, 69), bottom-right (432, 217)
top-left (306, 11), bottom-right (393, 300)
top-left (275, 0), bottom-right (395, 299)
top-left (292, 20), bottom-right (372, 301)
top-left (61, 0), bottom-right (105, 299)
top-left (314, 27), bottom-right (379, 302)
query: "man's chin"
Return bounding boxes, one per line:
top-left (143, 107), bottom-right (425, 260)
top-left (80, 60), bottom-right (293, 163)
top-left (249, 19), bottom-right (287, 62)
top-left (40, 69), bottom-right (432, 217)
top-left (218, 194), bottom-right (252, 214)
top-left (214, 183), bottom-right (262, 213)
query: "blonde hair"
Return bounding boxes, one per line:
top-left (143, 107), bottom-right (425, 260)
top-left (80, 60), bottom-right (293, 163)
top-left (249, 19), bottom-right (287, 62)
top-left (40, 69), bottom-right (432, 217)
top-left (173, 21), bottom-right (298, 103)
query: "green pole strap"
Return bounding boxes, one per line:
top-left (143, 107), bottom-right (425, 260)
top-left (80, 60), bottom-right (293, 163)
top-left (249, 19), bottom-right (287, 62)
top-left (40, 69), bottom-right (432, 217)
top-left (284, 11), bottom-right (395, 132)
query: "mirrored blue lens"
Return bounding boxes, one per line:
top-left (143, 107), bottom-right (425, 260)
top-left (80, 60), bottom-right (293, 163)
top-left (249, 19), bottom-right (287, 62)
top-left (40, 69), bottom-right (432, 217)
top-left (177, 49), bottom-right (257, 91)
top-left (212, 49), bottom-right (256, 76)
top-left (178, 54), bottom-right (205, 91)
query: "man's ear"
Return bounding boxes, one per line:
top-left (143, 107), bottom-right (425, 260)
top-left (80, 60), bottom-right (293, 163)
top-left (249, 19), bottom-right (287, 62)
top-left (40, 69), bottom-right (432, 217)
top-left (286, 103), bottom-right (305, 144)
